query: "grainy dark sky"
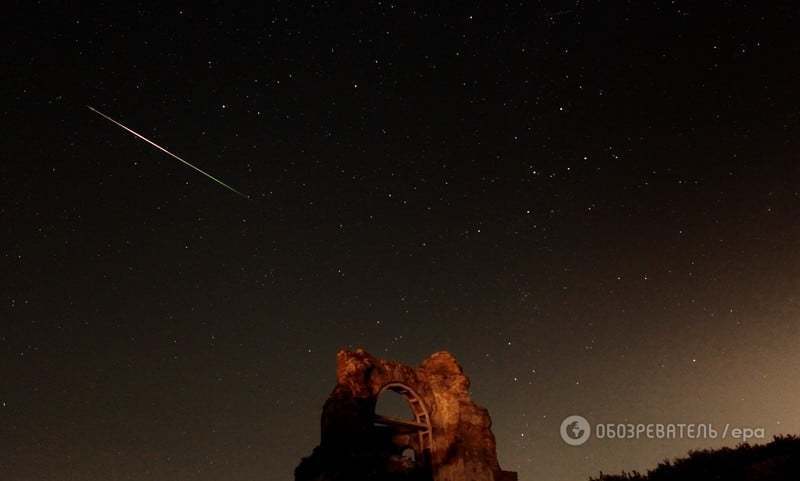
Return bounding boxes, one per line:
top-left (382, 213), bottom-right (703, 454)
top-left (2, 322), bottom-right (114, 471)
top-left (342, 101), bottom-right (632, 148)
top-left (3, 2), bottom-right (800, 480)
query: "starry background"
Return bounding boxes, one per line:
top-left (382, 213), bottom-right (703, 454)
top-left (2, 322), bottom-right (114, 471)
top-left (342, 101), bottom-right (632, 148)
top-left (3, 2), bottom-right (800, 481)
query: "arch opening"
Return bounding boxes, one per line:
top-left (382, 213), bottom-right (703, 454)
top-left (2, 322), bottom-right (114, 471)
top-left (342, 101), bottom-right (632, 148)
top-left (375, 388), bottom-right (416, 420)
top-left (372, 382), bottom-right (433, 475)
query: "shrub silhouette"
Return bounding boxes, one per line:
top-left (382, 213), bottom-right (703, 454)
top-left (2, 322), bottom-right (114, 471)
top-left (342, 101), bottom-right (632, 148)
top-left (590, 435), bottom-right (800, 481)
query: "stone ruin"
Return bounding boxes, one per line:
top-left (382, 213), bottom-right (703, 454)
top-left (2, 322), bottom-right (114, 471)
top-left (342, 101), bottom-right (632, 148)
top-left (295, 348), bottom-right (518, 481)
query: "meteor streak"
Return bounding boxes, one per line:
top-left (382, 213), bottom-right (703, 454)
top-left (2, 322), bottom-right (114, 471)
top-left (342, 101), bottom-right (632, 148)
top-left (87, 106), bottom-right (249, 198)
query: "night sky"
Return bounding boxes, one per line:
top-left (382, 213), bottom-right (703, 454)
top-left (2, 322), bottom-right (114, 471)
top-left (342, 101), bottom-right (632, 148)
top-left (3, 2), bottom-right (800, 481)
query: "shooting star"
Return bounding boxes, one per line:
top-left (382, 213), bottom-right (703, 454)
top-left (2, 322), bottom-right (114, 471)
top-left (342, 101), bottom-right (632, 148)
top-left (87, 106), bottom-right (249, 199)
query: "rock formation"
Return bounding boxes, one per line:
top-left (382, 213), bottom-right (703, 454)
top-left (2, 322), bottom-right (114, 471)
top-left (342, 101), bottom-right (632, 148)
top-left (295, 348), bottom-right (518, 481)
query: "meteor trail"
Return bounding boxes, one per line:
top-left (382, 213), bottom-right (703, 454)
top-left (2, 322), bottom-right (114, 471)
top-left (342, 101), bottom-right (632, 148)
top-left (87, 106), bottom-right (249, 198)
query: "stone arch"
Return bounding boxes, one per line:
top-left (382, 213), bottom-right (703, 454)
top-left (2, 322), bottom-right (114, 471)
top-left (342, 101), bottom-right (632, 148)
top-left (296, 349), bottom-right (518, 481)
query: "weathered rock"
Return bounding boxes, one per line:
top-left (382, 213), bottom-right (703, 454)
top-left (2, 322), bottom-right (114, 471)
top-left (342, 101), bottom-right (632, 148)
top-left (295, 348), bottom-right (518, 481)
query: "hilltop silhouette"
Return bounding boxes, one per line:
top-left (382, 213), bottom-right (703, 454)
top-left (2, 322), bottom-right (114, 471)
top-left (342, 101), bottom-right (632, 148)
top-left (590, 435), bottom-right (800, 481)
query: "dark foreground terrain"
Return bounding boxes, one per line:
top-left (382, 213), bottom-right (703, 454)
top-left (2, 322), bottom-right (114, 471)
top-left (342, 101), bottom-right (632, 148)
top-left (591, 436), bottom-right (800, 481)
